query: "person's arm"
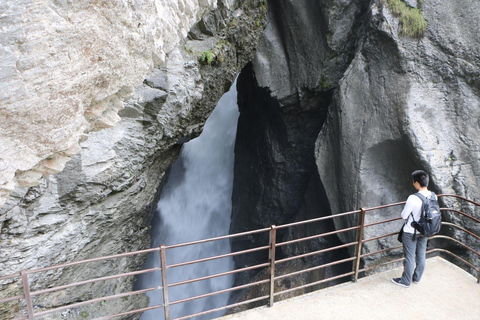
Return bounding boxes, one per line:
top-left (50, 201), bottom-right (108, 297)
top-left (401, 195), bottom-right (415, 220)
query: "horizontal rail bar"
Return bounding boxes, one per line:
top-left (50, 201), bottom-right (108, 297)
top-left (441, 208), bottom-right (480, 224)
top-left (358, 248), bottom-right (458, 275)
top-left (26, 247), bottom-right (160, 275)
top-left (275, 257), bottom-right (357, 281)
top-left (273, 271), bottom-right (355, 297)
top-left (363, 201), bottom-right (406, 212)
top-left (357, 244), bottom-right (480, 278)
top-left (0, 273), bottom-right (21, 281)
top-left (276, 210), bottom-right (362, 230)
top-left (364, 216), bottom-right (402, 228)
top-left (276, 226), bottom-right (360, 248)
top-left (363, 231), bottom-right (398, 243)
top-left (431, 248), bottom-right (480, 272)
top-left (0, 294), bottom-right (23, 304)
top-left (361, 245), bottom-right (403, 258)
top-left (171, 279), bottom-right (270, 306)
top-left (167, 245), bottom-right (270, 269)
top-left (173, 295), bottom-right (270, 320)
top-left (442, 222), bottom-right (480, 241)
top-left (275, 241), bottom-right (358, 265)
top-left (438, 194), bottom-right (480, 207)
top-left (430, 235), bottom-right (480, 257)
top-left (165, 228), bottom-right (271, 250)
top-left (32, 286), bottom-right (161, 317)
top-left (31, 267), bottom-right (161, 297)
top-left (92, 304), bottom-right (164, 320)
top-left (169, 262), bottom-right (270, 288)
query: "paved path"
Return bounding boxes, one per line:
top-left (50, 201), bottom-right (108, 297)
top-left (219, 257), bottom-right (480, 320)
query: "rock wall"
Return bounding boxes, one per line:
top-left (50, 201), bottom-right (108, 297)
top-left (0, 1), bottom-right (266, 319)
top-left (0, 0), bottom-right (223, 207)
top-left (230, 0), bottom-right (480, 294)
top-left (229, 0), bottom-right (367, 297)
top-left (316, 0), bottom-right (480, 260)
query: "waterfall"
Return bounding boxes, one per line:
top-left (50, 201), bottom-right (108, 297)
top-left (137, 80), bottom-right (239, 320)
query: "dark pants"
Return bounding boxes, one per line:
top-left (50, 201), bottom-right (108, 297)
top-left (401, 232), bottom-right (427, 285)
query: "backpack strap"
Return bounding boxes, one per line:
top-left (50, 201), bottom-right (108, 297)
top-left (414, 192), bottom-right (427, 202)
top-left (410, 212), bottom-right (417, 241)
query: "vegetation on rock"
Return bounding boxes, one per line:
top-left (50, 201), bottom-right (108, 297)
top-left (384, 0), bottom-right (427, 38)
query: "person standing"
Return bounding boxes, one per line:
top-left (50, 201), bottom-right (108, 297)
top-left (391, 170), bottom-right (436, 287)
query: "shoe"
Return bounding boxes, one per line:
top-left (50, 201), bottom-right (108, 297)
top-left (391, 278), bottom-right (410, 288)
top-left (413, 280), bottom-right (420, 284)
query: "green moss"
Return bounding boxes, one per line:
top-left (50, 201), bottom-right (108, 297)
top-left (80, 311), bottom-right (89, 318)
top-left (214, 39), bottom-right (230, 50)
top-left (199, 51), bottom-right (214, 65)
top-left (384, 0), bottom-right (427, 38)
top-left (260, 0), bottom-right (267, 12)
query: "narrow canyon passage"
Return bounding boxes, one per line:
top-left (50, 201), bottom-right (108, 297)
top-left (229, 64), bottom-right (350, 296)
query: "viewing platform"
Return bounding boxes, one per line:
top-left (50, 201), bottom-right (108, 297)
top-left (220, 257), bottom-right (480, 320)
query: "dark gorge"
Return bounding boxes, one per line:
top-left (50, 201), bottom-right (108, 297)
top-left (230, 62), bottom-right (343, 289)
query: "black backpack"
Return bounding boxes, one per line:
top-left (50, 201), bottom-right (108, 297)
top-left (411, 192), bottom-right (442, 237)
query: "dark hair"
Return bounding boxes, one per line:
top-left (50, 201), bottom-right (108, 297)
top-left (412, 170), bottom-right (429, 187)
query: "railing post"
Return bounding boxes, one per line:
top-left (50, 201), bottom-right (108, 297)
top-left (160, 245), bottom-right (170, 320)
top-left (353, 208), bottom-right (366, 282)
top-left (268, 225), bottom-right (277, 307)
top-left (21, 270), bottom-right (35, 319)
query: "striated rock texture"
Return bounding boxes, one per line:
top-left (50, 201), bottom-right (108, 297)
top-left (0, 0), bottom-right (223, 207)
top-left (0, 0), bottom-right (266, 319)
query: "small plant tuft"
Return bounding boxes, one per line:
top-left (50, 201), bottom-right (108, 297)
top-left (199, 51), bottom-right (214, 65)
top-left (384, 0), bottom-right (427, 38)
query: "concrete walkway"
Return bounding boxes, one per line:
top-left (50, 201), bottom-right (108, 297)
top-left (219, 257), bottom-right (480, 320)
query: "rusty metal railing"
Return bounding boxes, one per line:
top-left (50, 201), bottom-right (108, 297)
top-left (1, 194), bottom-right (479, 319)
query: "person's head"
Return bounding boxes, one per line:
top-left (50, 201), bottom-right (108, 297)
top-left (412, 170), bottom-right (429, 188)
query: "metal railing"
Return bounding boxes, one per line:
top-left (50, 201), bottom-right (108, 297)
top-left (1, 194), bottom-right (479, 319)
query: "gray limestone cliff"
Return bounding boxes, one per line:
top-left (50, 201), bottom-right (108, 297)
top-left (0, 0), bottom-right (219, 207)
top-left (0, 1), bottom-right (266, 319)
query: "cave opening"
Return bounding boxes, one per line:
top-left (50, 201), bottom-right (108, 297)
top-left (228, 63), bottom-right (351, 305)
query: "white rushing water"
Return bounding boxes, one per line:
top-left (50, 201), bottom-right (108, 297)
top-left (137, 80), bottom-right (239, 320)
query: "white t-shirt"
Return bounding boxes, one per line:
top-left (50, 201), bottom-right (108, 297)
top-left (401, 190), bottom-right (435, 234)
